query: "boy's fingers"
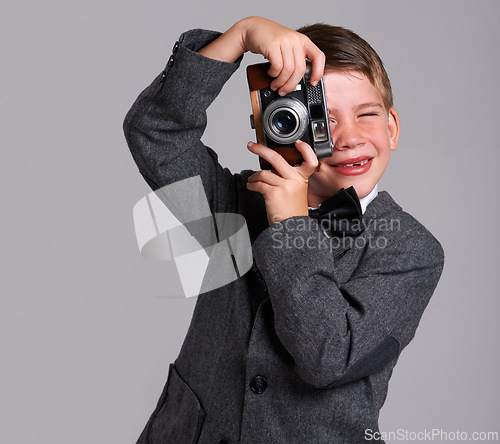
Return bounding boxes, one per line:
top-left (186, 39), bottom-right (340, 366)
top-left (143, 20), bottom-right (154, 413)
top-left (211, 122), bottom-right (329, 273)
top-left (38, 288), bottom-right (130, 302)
top-left (294, 140), bottom-right (319, 178)
top-left (305, 42), bottom-right (325, 85)
top-left (246, 180), bottom-right (272, 196)
top-left (266, 44), bottom-right (283, 78)
top-left (247, 169), bottom-right (282, 186)
top-left (270, 44), bottom-right (295, 91)
top-left (278, 49), bottom-right (307, 94)
top-left (247, 142), bottom-right (296, 179)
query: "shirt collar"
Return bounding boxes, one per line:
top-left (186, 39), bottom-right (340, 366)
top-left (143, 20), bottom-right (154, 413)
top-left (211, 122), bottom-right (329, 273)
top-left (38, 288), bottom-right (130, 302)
top-left (359, 184), bottom-right (378, 214)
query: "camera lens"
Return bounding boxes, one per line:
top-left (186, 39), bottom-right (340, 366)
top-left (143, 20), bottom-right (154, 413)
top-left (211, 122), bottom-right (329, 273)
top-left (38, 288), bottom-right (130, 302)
top-left (262, 97), bottom-right (308, 144)
top-left (273, 111), bottom-right (297, 135)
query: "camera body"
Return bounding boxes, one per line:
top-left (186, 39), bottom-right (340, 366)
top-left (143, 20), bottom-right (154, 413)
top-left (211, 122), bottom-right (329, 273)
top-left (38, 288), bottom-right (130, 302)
top-left (247, 62), bottom-right (333, 169)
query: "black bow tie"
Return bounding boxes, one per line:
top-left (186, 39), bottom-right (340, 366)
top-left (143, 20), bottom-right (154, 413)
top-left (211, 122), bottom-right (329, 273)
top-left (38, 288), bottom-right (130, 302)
top-left (308, 187), bottom-right (364, 236)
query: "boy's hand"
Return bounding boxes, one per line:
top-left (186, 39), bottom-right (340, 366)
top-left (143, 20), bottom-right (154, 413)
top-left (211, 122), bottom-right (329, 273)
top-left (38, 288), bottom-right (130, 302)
top-left (239, 17), bottom-right (325, 94)
top-left (246, 140), bottom-right (319, 226)
top-left (199, 16), bottom-right (325, 95)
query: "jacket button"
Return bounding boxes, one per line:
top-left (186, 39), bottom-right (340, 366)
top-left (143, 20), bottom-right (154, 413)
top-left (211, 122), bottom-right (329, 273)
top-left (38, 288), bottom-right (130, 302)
top-left (250, 375), bottom-right (268, 394)
top-left (172, 41), bottom-right (180, 53)
top-left (167, 55), bottom-right (174, 68)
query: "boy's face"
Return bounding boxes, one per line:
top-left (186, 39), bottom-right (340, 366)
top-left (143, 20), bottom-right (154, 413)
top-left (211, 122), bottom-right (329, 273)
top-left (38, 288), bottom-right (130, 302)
top-left (307, 70), bottom-right (400, 203)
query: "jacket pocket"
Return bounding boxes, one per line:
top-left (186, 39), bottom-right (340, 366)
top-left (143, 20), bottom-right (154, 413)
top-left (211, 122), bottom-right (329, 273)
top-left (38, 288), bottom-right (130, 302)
top-left (148, 364), bottom-right (205, 444)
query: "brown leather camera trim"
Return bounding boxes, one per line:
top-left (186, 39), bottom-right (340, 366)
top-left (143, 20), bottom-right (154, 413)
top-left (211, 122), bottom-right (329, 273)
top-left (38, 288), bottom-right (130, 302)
top-left (272, 147), bottom-right (304, 165)
top-left (249, 90), bottom-right (265, 145)
top-left (247, 62), bottom-right (273, 92)
top-left (259, 147), bottom-right (304, 170)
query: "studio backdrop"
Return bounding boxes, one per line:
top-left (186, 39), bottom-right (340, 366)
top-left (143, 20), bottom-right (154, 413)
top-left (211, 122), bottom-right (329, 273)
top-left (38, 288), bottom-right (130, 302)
top-left (1, 1), bottom-right (499, 443)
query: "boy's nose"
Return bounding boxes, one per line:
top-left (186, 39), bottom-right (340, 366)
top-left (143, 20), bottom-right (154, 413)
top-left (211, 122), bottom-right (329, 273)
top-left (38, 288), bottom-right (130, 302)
top-left (332, 122), bottom-right (365, 151)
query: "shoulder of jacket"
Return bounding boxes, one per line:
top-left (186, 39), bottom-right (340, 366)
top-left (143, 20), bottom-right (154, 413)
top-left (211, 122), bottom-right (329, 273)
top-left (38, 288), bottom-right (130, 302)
top-left (363, 191), bottom-right (444, 264)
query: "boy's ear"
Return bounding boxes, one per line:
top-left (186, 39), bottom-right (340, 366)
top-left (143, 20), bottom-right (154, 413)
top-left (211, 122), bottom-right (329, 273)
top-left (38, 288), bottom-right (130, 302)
top-left (388, 107), bottom-right (400, 151)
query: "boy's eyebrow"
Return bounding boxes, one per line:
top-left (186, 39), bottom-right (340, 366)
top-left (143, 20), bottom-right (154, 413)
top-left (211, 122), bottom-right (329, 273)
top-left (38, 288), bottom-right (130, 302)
top-left (328, 102), bottom-right (384, 113)
top-left (355, 102), bottom-right (384, 110)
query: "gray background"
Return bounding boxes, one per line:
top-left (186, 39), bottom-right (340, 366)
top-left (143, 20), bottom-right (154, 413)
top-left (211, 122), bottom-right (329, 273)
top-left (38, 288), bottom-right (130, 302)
top-left (1, 0), bottom-right (499, 443)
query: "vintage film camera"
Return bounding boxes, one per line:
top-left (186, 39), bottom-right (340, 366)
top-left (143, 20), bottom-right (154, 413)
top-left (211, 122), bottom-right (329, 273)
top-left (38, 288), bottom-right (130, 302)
top-left (247, 61), bottom-right (333, 170)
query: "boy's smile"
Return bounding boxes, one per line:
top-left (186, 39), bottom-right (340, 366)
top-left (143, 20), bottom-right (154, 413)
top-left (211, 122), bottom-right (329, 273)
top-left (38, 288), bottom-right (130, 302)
top-left (307, 70), bottom-right (400, 206)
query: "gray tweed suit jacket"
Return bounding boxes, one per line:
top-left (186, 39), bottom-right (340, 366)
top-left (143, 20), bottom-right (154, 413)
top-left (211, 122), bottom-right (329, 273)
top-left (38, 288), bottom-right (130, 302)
top-left (123, 29), bottom-right (444, 444)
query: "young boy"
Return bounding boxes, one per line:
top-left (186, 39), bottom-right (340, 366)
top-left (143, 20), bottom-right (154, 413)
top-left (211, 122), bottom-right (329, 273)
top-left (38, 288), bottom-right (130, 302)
top-left (123, 16), bottom-right (444, 444)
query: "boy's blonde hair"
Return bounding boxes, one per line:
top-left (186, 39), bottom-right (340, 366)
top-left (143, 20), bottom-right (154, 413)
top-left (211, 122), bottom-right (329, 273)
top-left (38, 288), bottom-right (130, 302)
top-left (297, 24), bottom-right (394, 110)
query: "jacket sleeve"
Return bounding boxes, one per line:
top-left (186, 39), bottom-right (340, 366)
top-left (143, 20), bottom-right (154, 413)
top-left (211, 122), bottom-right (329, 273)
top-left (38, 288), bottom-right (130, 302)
top-left (123, 29), bottom-right (244, 216)
top-left (252, 211), bottom-right (444, 389)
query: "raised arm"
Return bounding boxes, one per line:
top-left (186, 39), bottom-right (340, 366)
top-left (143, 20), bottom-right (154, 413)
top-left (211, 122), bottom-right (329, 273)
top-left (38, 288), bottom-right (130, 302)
top-left (122, 28), bottom-right (243, 216)
top-left (123, 17), bottom-right (325, 216)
